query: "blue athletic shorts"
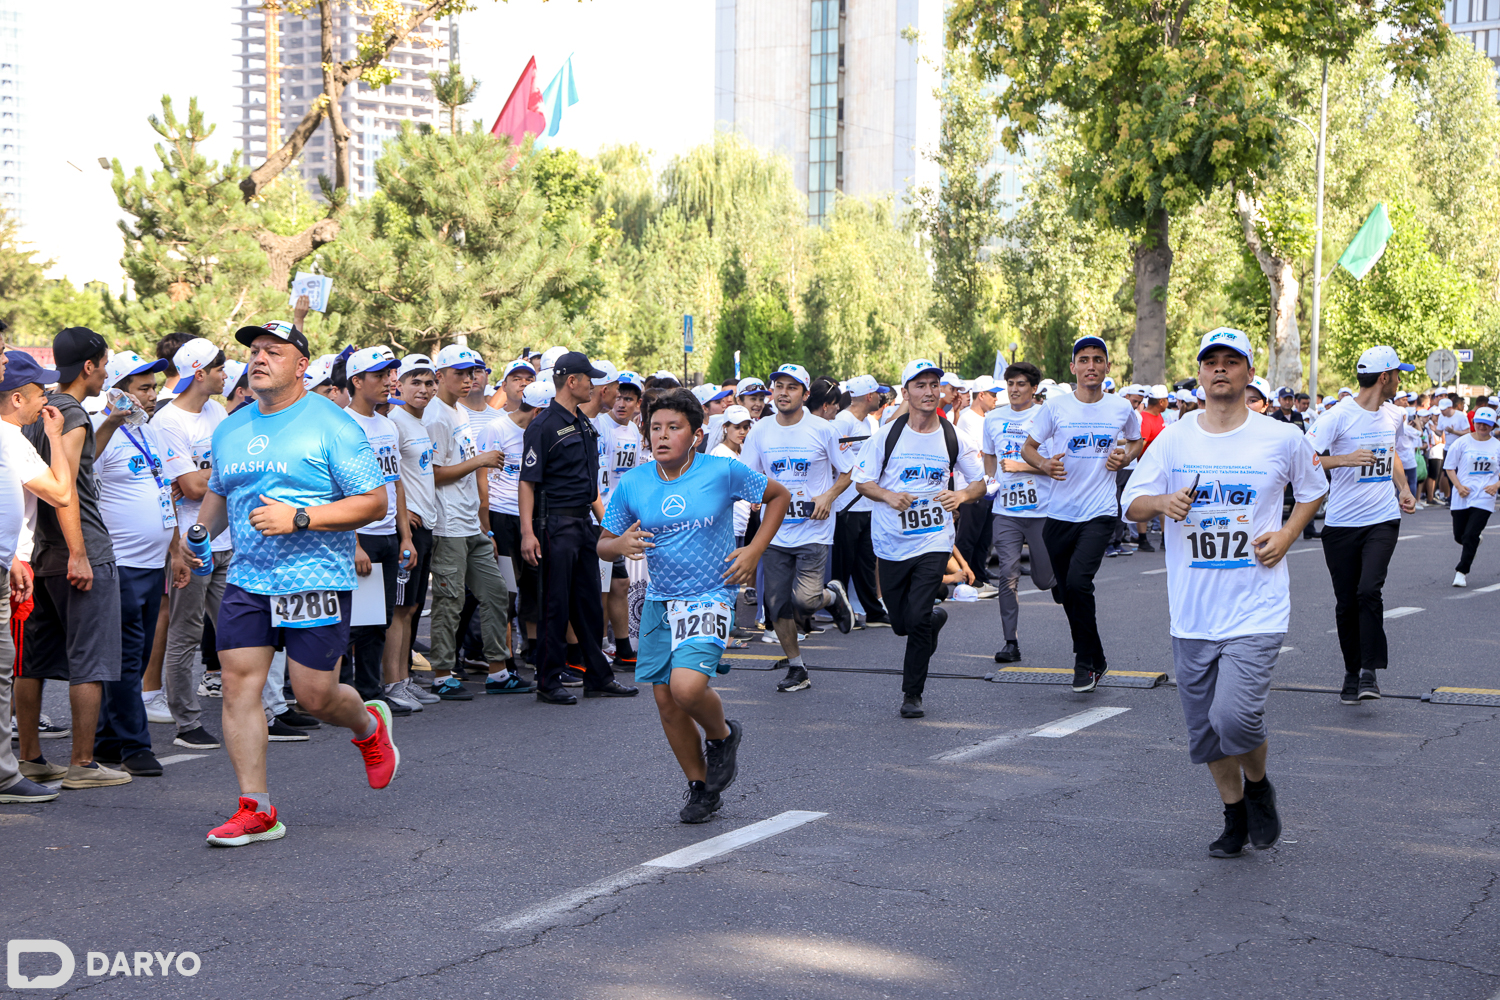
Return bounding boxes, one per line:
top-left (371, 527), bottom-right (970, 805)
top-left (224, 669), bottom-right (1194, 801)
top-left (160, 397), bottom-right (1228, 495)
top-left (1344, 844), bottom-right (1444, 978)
top-left (217, 583), bottom-right (353, 672)
top-left (636, 599), bottom-right (729, 685)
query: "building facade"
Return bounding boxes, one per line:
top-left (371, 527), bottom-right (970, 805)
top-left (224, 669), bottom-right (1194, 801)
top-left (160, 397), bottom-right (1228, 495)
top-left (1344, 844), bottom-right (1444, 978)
top-left (715, 0), bottom-right (942, 226)
top-left (234, 2), bottom-right (449, 198)
top-left (1446, 0), bottom-right (1500, 95)
top-left (0, 0), bottom-right (21, 223)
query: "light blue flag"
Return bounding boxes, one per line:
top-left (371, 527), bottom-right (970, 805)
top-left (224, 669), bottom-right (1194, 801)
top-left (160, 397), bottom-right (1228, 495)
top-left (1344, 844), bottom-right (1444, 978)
top-left (536, 55), bottom-right (579, 147)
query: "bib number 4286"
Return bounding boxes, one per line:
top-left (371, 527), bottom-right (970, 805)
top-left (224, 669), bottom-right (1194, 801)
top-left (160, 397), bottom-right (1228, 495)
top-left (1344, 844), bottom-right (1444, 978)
top-left (272, 589), bottom-right (341, 629)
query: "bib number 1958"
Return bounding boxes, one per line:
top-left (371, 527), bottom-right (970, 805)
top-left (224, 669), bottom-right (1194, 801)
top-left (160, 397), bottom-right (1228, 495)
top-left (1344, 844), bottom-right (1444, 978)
top-left (272, 589), bottom-right (342, 629)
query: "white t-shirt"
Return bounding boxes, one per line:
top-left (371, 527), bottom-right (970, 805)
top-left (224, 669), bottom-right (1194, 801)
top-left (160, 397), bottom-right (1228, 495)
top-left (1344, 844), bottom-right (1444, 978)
top-left (90, 415), bottom-right (180, 569)
top-left (390, 407), bottom-right (437, 528)
top-left (345, 408), bottom-right (400, 535)
top-left (1026, 392), bottom-right (1142, 522)
top-left (423, 396), bottom-right (480, 538)
top-left (739, 412), bottom-right (849, 547)
top-left (597, 414), bottom-right (648, 501)
top-left (957, 406), bottom-right (985, 447)
top-left (1444, 433), bottom-right (1500, 513)
top-left (0, 421), bottom-right (49, 569)
top-left (982, 404), bottom-right (1050, 519)
top-left (462, 402), bottom-right (499, 440)
top-left (710, 443), bottom-right (752, 538)
top-left (1436, 411), bottom-right (1471, 444)
top-left (151, 398), bottom-right (232, 552)
top-left (1306, 398), bottom-right (1405, 527)
top-left (852, 419), bottom-right (985, 561)
top-left (476, 412), bottom-right (527, 517)
top-left (832, 408), bottom-right (877, 514)
top-left (1121, 412), bottom-right (1327, 639)
top-left (1395, 416), bottom-right (1419, 467)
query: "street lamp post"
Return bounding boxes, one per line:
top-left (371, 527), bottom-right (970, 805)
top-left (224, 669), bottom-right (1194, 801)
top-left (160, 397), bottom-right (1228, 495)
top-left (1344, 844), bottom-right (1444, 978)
top-left (1009, 341), bottom-right (1018, 364)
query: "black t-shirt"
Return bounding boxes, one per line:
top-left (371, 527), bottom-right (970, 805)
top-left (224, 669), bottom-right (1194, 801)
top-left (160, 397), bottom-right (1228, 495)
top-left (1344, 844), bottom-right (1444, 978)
top-left (24, 392), bottom-right (115, 574)
top-left (519, 399), bottom-right (600, 508)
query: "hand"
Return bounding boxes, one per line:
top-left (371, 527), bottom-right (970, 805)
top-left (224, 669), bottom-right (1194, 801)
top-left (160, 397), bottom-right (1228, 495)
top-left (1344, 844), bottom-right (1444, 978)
top-left (249, 494), bottom-right (299, 536)
top-left (1399, 489), bottom-right (1417, 514)
top-left (1161, 484), bottom-right (1196, 522)
top-left (722, 545), bottom-right (758, 585)
top-left (399, 540), bottom-right (419, 570)
top-left (407, 512), bottom-right (425, 530)
top-left (170, 481), bottom-right (184, 502)
top-left (1000, 458), bottom-right (1030, 474)
top-left (750, 503), bottom-right (762, 512)
top-left (963, 565), bottom-right (975, 586)
top-left (490, 537), bottom-right (500, 560)
top-left (102, 408), bottom-right (127, 428)
top-left (935, 489), bottom-right (964, 513)
top-left (293, 293), bottom-right (311, 327)
top-left (40, 404), bottom-right (64, 438)
top-left (1485, 484), bottom-right (1499, 497)
top-left (170, 549), bottom-right (191, 589)
top-left (616, 520), bottom-right (656, 560)
top-left (1253, 528), bottom-right (1295, 569)
top-left (521, 530), bottom-right (541, 566)
top-left (810, 491), bottom-right (834, 521)
top-left (1105, 447), bottom-right (1131, 472)
top-left (9, 557), bottom-right (32, 605)
top-left (885, 491), bottom-right (916, 513)
top-left (476, 449), bottom-right (503, 469)
top-left (67, 552), bottom-right (93, 592)
top-left (354, 543), bottom-right (372, 576)
top-left (1455, 482), bottom-right (1470, 499)
top-left (1342, 448), bottom-right (1376, 467)
top-left (1041, 453), bottom-right (1067, 481)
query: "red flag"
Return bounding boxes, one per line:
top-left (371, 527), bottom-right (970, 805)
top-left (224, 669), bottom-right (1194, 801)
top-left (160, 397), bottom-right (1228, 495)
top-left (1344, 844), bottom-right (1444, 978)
top-left (490, 56), bottom-right (547, 146)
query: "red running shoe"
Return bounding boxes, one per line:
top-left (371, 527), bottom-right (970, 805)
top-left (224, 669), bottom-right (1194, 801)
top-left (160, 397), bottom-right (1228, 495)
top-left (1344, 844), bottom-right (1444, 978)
top-left (206, 797), bottom-right (286, 847)
top-left (353, 700), bottom-right (400, 790)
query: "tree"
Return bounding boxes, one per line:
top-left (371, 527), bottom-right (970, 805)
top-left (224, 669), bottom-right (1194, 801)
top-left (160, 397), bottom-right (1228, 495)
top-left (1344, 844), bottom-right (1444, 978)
top-left (708, 288), bottom-right (799, 385)
top-left (947, 0), bottom-right (1448, 384)
top-left (1233, 187), bottom-right (1314, 388)
top-left (0, 206), bottom-right (47, 340)
top-left (429, 63), bottom-right (480, 137)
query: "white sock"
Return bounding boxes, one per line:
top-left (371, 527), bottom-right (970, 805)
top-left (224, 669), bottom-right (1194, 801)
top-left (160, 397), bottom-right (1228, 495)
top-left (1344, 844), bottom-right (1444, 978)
top-left (487, 669), bottom-right (512, 683)
top-left (788, 655), bottom-right (804, 668)
top-left (821, 588), bottom-right (835, 607)
top-left (248, 792), bottom-right (272, 813)
top-left (356, 711), bottom-right (378, 740)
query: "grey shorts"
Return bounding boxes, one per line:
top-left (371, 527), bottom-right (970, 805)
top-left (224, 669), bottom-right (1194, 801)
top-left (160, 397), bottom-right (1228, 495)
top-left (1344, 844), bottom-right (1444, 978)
top-left (20, 563), bottom-right (124, 685)
top-left (1172, 633), bottom-right (1283, 764)
top-left (761, 543), bottom-right (829, 622)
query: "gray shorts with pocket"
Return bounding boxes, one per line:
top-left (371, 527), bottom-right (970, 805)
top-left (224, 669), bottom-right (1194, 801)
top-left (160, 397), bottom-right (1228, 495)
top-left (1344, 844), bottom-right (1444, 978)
top-left (761, 543), bottom-right (828, 622)
top-left (1172, 633), bottom-right (1283, 764)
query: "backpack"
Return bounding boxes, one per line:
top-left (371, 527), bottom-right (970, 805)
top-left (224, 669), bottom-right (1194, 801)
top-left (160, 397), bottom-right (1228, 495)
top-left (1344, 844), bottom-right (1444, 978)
top-left (843, 413), bottom-right (960, 512)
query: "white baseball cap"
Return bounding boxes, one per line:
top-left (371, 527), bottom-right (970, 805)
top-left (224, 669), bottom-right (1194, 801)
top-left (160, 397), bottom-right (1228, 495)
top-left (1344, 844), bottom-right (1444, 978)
top-left (901, 358), bottom-right (943, 386)
top-left (398, 354), bottom-right (435, 379)
top-left (347, 345), bottom-right (398, 378)
top-left (950, 583), bottom-right (979, 602)
top-left (651, 369), bottom-right (679, 382)
top-left (844, 374), bottom-right (880, 397)
top-left (1356, 345), bottom-right (1415, 374)
top-left (616, 370), bottom-right (645, 392)
top-left (736, 377), bottom-right (769, 395)
top-left (1439, 396), bottom-right (1456, 408)
top-left (692, 382), bottom-right (721, 404)
top-left (222, 359), bottom-right (248, 390)
top-left (591, 359), bottom-right (620, 387)
top-left (502, 358), bottom-right (536, 379)
top-left (1197, 327), bottom-right (1254, 363)
top-left (1476, 407), bottom-right (1497, 425)
top-left (1246, 377), bottom-right (1272, 401)
top-left (1056, 382), bottom-right (1072, 393)
top-left (939, 372), bottom-right (964, 388)
top-left (538, 346), bottom-right (569, 373)
top-left (434, 344), bottom-right (484, 371)
top-left (722, 404), bottom-right (752, 425)
top-left (969, 375), bottom-right (999, 394)
top-left (1145, 384), bottom-right (1169, 400)
top-left (1102, 376), bottom-right (1117, 392)
top-left (104, 351), bottom-right (168, 390)
top-left (303, 354), bottom-right (335, 389)
top-left (172, 338), bottom-right (222, 393)
top-left (770, 363), bottom-right (811, 391)
top-left (521, 379), bottom-right (556, 408)
top-left (1338, 386), bottom-right (1355, 398)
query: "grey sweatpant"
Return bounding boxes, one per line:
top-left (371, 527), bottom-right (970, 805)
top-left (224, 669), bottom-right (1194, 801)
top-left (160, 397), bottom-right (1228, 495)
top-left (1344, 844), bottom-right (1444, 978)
top-left (163, 549), bottom-right (231, 734)
top-left (992, 514), bottom-right (1056, 643)
top-left (1172, 633), bottom-right (1284, 764)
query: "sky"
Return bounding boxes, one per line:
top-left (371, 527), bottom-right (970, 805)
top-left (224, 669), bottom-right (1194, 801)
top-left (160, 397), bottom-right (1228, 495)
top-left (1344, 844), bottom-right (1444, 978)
top-left (21, 1), bottom-right (715, 290)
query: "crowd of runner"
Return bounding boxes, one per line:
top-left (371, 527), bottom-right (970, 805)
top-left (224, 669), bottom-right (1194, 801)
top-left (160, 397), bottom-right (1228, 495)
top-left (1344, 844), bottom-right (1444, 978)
top-left (0, 314), bottom-right (1483, 857)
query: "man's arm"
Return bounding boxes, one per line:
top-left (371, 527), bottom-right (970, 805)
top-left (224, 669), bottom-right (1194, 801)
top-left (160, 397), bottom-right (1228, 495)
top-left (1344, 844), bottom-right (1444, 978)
top-left (519, 480), bottom-right (541, 565)
top-left (393, 479), bottom-right (416, 569)
top-left (22, 406), bottom-right (76, 510)
top-left (1021, 436), bottom-right (1065, 480)
top-left (811, 469), bottom-right (852, 520)
top-left (50, 425), bottom-right (93, 591)
top-left (722, 480), bottom-right (791, 585)
top-left (246, 487), bottom-right (388, 536)
top-left (433, 450), bottom-right (501, 486)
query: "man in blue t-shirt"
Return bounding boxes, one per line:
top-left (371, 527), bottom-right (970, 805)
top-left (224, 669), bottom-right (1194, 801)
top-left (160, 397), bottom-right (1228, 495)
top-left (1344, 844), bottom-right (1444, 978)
top-left (176, 320), bottom-right (395, 849)
top-left (598, 388), bottom-right (789, 824)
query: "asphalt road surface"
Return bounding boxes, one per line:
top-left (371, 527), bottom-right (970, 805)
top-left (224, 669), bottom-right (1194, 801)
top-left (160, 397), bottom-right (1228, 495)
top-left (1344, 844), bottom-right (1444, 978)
top-left (8, 503), bottom-right (1500, 999)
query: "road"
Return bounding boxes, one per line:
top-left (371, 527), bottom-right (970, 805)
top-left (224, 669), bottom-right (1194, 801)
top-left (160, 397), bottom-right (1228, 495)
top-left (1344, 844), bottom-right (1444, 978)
top-left (7, 503), bottom-right (1500, 999)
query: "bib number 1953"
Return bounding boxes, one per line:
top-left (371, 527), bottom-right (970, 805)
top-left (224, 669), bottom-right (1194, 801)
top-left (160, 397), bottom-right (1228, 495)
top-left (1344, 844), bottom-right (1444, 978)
top-left (899, 500), bottom-right (945, 535)
top-left (272, 589), bottom-right (342, 629)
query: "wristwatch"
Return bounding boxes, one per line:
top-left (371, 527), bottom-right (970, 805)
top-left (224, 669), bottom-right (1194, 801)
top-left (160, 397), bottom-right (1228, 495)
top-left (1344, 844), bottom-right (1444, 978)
top-left (293, 507), bottom-right (310, 531)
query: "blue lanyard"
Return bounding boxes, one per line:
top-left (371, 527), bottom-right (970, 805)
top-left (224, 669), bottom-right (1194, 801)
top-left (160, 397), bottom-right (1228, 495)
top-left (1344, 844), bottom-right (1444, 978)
top-left (119, 425), bottom-right (167, 489)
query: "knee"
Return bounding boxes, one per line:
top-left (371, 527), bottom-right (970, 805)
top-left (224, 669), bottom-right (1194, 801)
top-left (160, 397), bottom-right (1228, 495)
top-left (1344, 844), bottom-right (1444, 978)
top-left (1207, 703), bottom-right (1261, 746)
top-left (1355, 582), bottom-right (1383, 605)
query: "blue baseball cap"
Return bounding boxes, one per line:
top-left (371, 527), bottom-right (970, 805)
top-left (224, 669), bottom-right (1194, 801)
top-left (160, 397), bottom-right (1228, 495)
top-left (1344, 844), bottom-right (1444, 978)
top-left (1072, 335), bottom-right (1108, 358)
top-left (0, 350), bottom-right (59, 392)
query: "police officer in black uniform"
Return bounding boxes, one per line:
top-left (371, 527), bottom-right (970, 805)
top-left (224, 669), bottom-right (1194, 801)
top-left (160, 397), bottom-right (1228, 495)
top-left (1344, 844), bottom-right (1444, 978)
top-left (519, 352), bottom-right (639, 704)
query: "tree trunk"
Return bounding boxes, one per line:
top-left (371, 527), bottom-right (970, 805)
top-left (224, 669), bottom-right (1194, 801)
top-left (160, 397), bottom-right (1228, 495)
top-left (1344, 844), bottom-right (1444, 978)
top-left (1131, 208), bottom-right (1171, 386)
top-left (256, 217), bottom-right (342, 293)
top-left (1234, 189), bottom-right (1303, 391)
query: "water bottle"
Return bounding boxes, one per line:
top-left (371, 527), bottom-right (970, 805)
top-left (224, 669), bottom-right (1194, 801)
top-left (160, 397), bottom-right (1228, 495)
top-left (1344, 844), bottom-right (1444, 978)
top-left (186, 524), bottom-right (214, 576)
top-left (394, 551), bottom-right (411, 605)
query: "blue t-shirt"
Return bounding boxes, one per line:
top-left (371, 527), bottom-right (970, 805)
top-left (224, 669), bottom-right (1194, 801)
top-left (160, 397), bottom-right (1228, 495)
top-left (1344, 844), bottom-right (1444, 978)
top-left (601, 453), bottom-right (768, 603)
top-left (208, 392), bottom-right (385, 596)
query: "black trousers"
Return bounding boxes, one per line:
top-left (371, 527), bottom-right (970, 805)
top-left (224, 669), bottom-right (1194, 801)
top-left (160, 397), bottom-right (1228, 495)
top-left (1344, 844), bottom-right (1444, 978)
top-left (97, 565), bottom-right (162, 761)
top-left (1452, 507), bottom-right (1491, 574)
top-left (1320, 519), bottom-right (1400, 674)
top-left (833, 511), bottom-right (886, 619)
top-left (535, 514), bottom-right (615, 692)
top-left (1111, 470), bottom-right (1134, 545)
top-left (954, 496), bottom-right (995, 585)
top-left (1042, 516), bottom-right (1116, 670)
top-left (877, 551), bottom-right (949, 696)
top-left (346, 533), bottom-right (399, 701)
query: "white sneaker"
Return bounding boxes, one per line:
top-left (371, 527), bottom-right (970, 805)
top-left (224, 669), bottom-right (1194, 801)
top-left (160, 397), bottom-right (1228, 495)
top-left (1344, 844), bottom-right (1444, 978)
top-left (975, 584), bottom-right (1000, 599)
top-left (1453, 571), bottom-right (1467, 588)
top-left (385, 681), bottom-right (422, 712)
top-left (1416, 501), bottom-right (1427, 510)
top-left (404, 678), bottom-right (440, 705)
top-left (197, 673), bottom-right (223, 698)
top-left (142, 690), bottom-right (174, 725)
top-left (759, 629), bottom-right (806, 644)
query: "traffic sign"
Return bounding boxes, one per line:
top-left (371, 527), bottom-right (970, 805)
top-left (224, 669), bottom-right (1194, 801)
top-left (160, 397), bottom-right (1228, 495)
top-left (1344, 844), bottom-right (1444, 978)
top-left (683, 315), bottom-right (694, 353)
top-left (1457, 349), bottom-right (1474, 363)
top-left (1427, 348), bottom-right (1458, 384)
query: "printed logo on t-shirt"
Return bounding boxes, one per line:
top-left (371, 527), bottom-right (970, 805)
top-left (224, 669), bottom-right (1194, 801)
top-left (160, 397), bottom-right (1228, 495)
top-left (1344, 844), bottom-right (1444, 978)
top-left (1067, 433), bottom-right (1116, 454)
top-left (662, 494), bottom-right (687, 517)
top-left (1184, 479), bottom-right (1257, 569)
top-left (247, 435), bottom-right (269, 456)
top-left (770, 457), bottom-right (811, 476)
top-left (897, 464), bottom-right (947, 488)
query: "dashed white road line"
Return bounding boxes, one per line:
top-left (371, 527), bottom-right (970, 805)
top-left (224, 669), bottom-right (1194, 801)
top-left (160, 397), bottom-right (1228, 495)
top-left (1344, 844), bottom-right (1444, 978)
top-left (156, 754), bottom-right (207, 766)
top-left (932, 706), bottom-right (1132, 763)
top-left (1397, 534), bottom-right (1424, 540)
top-left (1326, 606), bottom-right (1424, 632)
top-left (1448, 582), bottom-right (1500, 600)
top-left (1141, 568), bottom-right (1169, 576)
top-left (477, 810), bottom-right (827, 933)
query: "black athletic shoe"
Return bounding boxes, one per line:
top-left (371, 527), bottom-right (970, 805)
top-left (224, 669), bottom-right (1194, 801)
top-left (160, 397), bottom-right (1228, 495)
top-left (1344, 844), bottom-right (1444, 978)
top-left (1135, 535), bottom-right (1156, 553)
top-left (930, 606), bottom-right (948, 653)
top-left (1339, 673), bottom-right (1360, 705)
top-left (535, 687), bottom-right (578, 705)
top-left (679, 781), bottom-right (721, 824)
top-left (1243, 777), bottom-right (1282, 850)
top-left (1209, 800), bottom-right (1250, 858)
top-left (433, 678), bottom-right (474, 701)
top-left (1071, 663), bottom-right (1098, 693)
top-left (776, 664), bottom-right (811, 693)
top-left (276, 708), bottom-right (321, 729)
top-left (825, 580), bottom-right (854, 634)
top-left (994, 641), bottom-right (1021, 663)
top-left (121, 750), bottom-right (164, 777)
top-left (704, 720), bottom-right (742, 793)
top-left (379, 695), bottom-right (412, 717)
top-left (583, 680), bottom-right (639, 698)
top-left (864, 612), bottom-right (891, 626)
top-left (173, 726), bottom-right (221, 750)
top-left (1357, 670), bottom-right (1381, 701)
top-left (900, 694), bottom-right (924, 718)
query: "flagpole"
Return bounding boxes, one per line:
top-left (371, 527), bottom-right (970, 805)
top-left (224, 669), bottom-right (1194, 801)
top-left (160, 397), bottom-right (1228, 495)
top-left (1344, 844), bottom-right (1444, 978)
top-left (1308, 59), bottom-right (1328, 402)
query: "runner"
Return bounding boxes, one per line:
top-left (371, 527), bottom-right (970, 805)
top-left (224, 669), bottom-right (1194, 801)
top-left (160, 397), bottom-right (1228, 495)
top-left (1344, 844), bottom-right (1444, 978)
top-left (1433, 396), bottom-right (1471, 503)
top-left (1443, 406), bottom-right (1500, 587)
top-left (1306, 345), bottom-right (1418, 704)
top-left (831, 374), bottom-right (888, 625)
top-left (738, 364), bottom-right (856, 692)
top-left (1122, 327), bottom-right (1326, 858)
top-left (594, 370), bottom-right (650, 669)
top-left (597, 388), bottom-right (789, 822)
top-left (980, 361), bottom-right (1055, 668)
top-left (385, 355), bottom-right (441, 704)
top-left (1021, 335), bottom-right (1143, 692)
top-left (182, 319), bottom-right (396, 847)
top-left (852, 360), bottom-right (986, 718)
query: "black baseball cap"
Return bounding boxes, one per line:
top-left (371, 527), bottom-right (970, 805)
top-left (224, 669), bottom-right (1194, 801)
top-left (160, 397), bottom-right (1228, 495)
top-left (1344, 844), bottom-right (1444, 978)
top-left (235, 320), bottom-right (311, 358)
top-left (54, 327), bottom-right (108, 383)
top-left (552, 351), bottom-right (605, 380)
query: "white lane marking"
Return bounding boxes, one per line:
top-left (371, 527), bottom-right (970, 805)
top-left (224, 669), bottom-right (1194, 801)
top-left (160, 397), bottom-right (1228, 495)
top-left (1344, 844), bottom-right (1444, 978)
top-left (1327, 606), bottom-right (1424, 632)
top-left (1449, 582), bottom-right (1500, 600)
top-left (1287, 546), bottom-right (1320, 555)
top-left (933, 707), bottom-right (1133, 763)
top-left (157, 754), bottom-right (207, 766)
top-left (1397, 534), bottom-right (1422, 540)
top-left (1141, 568), bottom-right (1169, 576)
top-left (477, 810), bottom-right (827, 933)
top-left (1279, 646), bottom-right (1295, 654)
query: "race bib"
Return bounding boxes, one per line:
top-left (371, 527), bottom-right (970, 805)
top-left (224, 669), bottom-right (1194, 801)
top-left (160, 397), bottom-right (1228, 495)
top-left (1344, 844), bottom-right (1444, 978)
top-left (157, 483), bottom-right (178, 530)
top-left (271, 589), bottom-right (342, 629)
top-left (784, 487), bottom-right (814, 524)
top-left (1356, 446), bottom-right (1394, 484)
top-left (1473, 455), bottom-right (1496, 476)
top-left (1182, 512), bottom-right (1252, 569)
top-left (997, 478), bottom-right (1040, 512)
top-left (614, 443), bottom-right (639, 474)
top-left (667, 595), bottom-right (731, 651)
top-left (898, 497), bottom-right (946, 535)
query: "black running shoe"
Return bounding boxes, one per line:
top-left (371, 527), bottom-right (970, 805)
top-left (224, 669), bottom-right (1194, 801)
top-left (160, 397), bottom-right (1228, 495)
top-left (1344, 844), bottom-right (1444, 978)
top-left (776, 664), bottom-right (811, 692)
top-left (1243, 777), bottom-right (1281, 850)
top-left (1339, 672), bottom-right (1360, 705)
top-left (825, 580), bottom-right (854, 634)
top-left (121, 750), bottom-right (164, 777)
top-left (679, 781), bottom-right (720, 824)
top-left (899, 694), bottom-right (924, 718)
top-left (1135, 535), bottom-right (1156, 553)
top-left (994, 641), bottom-right (1021, 663)
top-left (1209, 800), bottom-right (1249, 858)
top-left (1357, 670), bottom-right (1381, 701)
top-left (173, 726), bottom-right (221, 750)
top-left (267, 718), bottom-right (311, 742)
top-left (276, 708), bottom-right (321, 729)
top-left (1071, 663), bottom-right (1098, 693)
top-left (704, 720), bottom-right (742, 793)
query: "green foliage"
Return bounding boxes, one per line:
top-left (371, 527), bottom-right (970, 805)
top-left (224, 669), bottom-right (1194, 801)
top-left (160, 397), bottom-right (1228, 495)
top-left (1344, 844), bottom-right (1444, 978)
top-left (0, 206), bottom-right (48, 341)
top-left (708, 290), bottom-right (798, 385)
top-left (428, 63), bottom-right (480, 137)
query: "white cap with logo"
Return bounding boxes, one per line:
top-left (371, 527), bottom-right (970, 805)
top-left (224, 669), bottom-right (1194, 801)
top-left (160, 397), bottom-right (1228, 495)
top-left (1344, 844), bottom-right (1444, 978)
top-left (1356, 345), bottom-right (1415, 374)
top-left (900, 358), bottom-right (943, 386)
top-left (844, 374), bottom-right (880, 397)
top-left (172, 338), bottom-right (222, 394)
top-left (398, 354), bottom-right (435, 379)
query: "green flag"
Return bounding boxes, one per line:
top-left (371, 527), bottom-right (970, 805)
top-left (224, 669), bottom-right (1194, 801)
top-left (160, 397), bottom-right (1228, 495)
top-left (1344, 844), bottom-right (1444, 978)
top-left (1337, 203), bottom-right (1393, 280)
